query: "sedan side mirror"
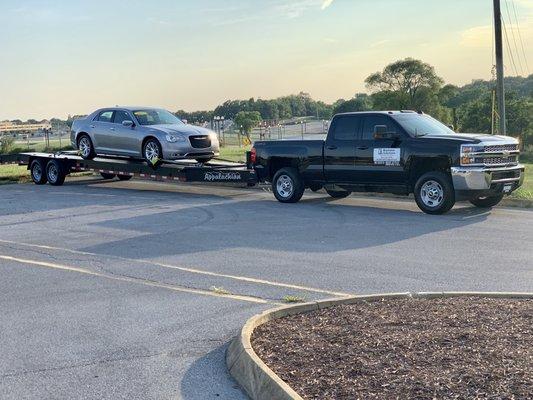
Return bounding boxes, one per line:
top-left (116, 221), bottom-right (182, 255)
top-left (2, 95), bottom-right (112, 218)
top-left (122, 120), bottom-right (134, 127)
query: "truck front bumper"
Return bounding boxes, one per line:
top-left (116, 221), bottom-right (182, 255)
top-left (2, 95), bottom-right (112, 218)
top-left (451, 164), bottom-right (524, 193)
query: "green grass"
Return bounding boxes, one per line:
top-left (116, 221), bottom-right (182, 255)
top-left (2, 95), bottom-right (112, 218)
top-left (0, 164), bottom-right (31, 185)
top-left (282, 295), bottom-right (306, 303)
top-left (511, 163), bottom-right (532, 200)
top-left (219, 146), bottom-right (250, 162)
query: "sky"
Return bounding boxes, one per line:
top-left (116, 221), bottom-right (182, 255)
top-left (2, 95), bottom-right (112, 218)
top-left (0, 0), bottom-right (532, 120)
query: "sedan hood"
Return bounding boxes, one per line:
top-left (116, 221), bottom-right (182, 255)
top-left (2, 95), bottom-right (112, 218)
top-left (148, 124), bottom-right (213, 136)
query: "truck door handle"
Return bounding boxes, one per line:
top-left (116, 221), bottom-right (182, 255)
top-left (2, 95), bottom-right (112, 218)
top-left (89, 125), bottom-right (95, 129)
top-left (326, 145), bottom-right (337, 150)
top-left (357, 146), bottom-right (369, 150)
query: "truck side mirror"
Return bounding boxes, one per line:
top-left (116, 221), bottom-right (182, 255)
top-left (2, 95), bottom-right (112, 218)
top-left (373, 125), bottom-right (389, 139)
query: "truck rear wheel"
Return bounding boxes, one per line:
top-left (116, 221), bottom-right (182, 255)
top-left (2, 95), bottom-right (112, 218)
top-left (30, 159), bottom-right (48, 185)
top-left (414, 171), bottom-right (455, 215)
top-left (470, 194), bottom-right (504, 208)
top-left (46, 160), bottom-right (66, 186)
top-left (272, 167), bottom-right (305, 203)
top-left (325, 188), bottom-right (351, 199)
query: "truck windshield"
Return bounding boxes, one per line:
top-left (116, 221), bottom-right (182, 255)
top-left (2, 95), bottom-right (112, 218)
top-left (133, 109), bottom-right (184, 126)
top-left (392, 114), bottom-right (454, 137)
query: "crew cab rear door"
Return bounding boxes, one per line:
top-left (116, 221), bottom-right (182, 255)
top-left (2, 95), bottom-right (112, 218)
top-left (324, 115), bottom-right (361, 183)
top-left (354, 114), bottom-right (408, 184)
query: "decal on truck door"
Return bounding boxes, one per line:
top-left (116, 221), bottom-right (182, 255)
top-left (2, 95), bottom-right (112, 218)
top-left (373, 148), bottom-right (400, 166)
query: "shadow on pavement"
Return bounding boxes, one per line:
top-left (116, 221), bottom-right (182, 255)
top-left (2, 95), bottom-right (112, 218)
top-left (180, 343), bottom-right (248, 400)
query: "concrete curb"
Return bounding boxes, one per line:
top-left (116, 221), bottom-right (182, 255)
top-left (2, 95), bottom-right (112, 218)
top-left (227, 291), bottom-right (533, 400)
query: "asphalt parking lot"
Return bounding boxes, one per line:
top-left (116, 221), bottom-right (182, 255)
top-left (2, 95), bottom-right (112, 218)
top-left (1, 177), bottom-right (532, 399)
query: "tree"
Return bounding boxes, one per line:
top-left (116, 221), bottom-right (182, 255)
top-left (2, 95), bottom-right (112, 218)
top-left (333, 93), bottom-right (373, 114)
top-left (365, 58), bottom-right (444, 111)
top-left (234, 111), bottom-right (262, 139)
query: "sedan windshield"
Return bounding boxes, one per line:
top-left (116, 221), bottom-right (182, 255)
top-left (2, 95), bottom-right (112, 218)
top-left (392, 114), bottom-right (455, 137)
top-left (133, 109), bottom-right (183, 126)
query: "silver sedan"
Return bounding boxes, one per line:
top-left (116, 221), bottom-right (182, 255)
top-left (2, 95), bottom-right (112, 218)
top-left (70, 107), bottom-right (220, 163)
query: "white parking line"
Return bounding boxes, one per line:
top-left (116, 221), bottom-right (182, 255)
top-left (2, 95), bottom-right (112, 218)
top-left (0, 255), bottom-right (270, 304)
top-left (0, 239), bottom-right (351, 297)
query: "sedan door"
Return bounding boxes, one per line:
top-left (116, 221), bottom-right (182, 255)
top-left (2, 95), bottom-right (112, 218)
top-left (324, 115), bottom-right (361, 184)
top-left (91, 110), bottom-right (115, 153)
top-left (108, 110), bottom-right (141, 156)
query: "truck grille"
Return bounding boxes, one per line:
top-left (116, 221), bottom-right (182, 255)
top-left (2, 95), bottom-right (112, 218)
top-left (474, 155), bottom-right (518, 166)
top-left (483, 144), bottom-right (519, 153)
top-left (189, 135), bottom-right (211, 149)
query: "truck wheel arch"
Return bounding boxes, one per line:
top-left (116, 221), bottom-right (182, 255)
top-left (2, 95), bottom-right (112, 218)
top-left (408, 156), bottom-right (452, 192)
top-left (269, 157), bottom-right (300, 181)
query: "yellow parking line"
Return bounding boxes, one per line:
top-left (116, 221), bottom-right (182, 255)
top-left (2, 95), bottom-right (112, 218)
top-left (0, 239), bottom-right (351, 297)
top-left (0, 255), bottom-right (270, 304)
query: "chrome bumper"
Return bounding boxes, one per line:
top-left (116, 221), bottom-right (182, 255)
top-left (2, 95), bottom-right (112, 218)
top-left (450, 165), bottom-right (524, 191)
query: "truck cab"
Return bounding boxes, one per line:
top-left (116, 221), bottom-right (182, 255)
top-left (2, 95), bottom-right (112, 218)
top-left (251, 111), bottom-right (524, 214)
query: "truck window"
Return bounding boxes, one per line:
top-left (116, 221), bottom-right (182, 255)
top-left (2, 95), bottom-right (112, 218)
top-left (361, 115), bottom-right (396, 140)
top-left (331, 116), bottom-right (360, 140)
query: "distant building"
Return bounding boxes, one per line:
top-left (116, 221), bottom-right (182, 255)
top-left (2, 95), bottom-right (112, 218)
top-left (0, 120), bottom-right (52, 134)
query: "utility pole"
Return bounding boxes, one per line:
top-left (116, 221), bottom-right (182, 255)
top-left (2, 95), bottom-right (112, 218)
top-left (493, 0), bottom-right (506, 135)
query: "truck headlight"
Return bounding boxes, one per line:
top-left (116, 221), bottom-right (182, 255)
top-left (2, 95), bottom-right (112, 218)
top-left (461, 144), bottom-right (483, 154)
top-left (165, 134), bottom-right (185, 143)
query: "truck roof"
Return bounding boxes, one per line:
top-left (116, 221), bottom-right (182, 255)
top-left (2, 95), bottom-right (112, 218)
top-left (335, 110), bottom-right (421, 116)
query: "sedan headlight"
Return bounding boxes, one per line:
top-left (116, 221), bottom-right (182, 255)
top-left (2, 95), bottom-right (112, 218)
top-left (165, 134), bottom-right (185, 143)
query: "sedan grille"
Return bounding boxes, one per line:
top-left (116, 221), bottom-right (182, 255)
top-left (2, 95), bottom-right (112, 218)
top-left (189, 135), bottom-right (211, 149)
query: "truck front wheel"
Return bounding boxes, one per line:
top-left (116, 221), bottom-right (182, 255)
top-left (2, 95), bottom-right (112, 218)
top-left (272, 167), bottom-right (305, 203)
top-left (470, 194), bottom-right (504, 208)
top-left (414, 171), bottom-right (455, 215)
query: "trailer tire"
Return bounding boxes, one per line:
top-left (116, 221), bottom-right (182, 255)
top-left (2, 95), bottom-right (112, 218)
top-left (272, 167), bottom-right (305, 203)
top-left (30, 159), bottom-right (48, 185)
top-left (77, 134), bottom-right (96, 160)
top-left (470, 194), bottom-right (504, 208)
top-left (325, 188), bottom-right (351, 199)
top-left (117, 175), bottom-right (133, 181)
top-left (46, 160), bottom-right (66, 186)
top-left (414, 171), bottom-right (455, 215)
top-left (100, 173), bottom-right (116, 180)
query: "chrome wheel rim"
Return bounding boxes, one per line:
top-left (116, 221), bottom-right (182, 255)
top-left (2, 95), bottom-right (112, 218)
top-left (32, 164), bottom-right (42, 181)
top-left (276, 174), bottom-right (294, 198)
top-left (420, 180), bottom-right (444, 207)
top-left (79, 137), bottom-right (91, 157)
top-left (145, 141), bottom-right (160, 162)
top-left (48, 164), bottom-right (58, 182)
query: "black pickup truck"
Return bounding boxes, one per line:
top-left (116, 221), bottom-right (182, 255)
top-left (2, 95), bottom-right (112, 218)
top-left (250, 111), bottom-right (525, 214)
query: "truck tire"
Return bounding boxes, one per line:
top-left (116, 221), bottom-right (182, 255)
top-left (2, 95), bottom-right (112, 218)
top-left (470, 194), bottom-right (504, 208)
top-left (325, 188), bottom-right (351, 199)
top-left (117, 175), bottom-right (133, 181)
top-left (30, 159), bottom-right (48, 185)
top-left (414, 171), bottom-right (455, 215)
top-left (77, 134), bottom-right (96, 160)
top-left (46, 160), bottom-right (66, 186)
top-left (272, 167), bottom-right (305, 203)
top-left (100, 173), bottom-right (116, 180)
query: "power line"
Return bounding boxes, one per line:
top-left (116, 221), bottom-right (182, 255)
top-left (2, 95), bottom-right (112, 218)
top-left (510, 0), bottom-right (530, 74)
top-left (504, 0), bottom-right (524, 75)
top-left (502, 18), bottom-right (520, 76)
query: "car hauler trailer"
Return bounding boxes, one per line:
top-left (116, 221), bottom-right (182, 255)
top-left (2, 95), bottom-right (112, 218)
top-left (0, 151), bottom-right (257, 187)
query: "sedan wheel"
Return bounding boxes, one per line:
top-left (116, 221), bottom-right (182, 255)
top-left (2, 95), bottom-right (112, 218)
top-left (77, 135), bottom-right (95, 160)
top-left (144, 139), bottom-right (162, 164)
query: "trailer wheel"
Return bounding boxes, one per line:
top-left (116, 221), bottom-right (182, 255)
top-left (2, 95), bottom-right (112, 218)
top-left (46, 160), bottom-right (66, 186)
top-left (272, 167), bottom-right (305, 203)
top-left (77, 134), bottom-right (96, 160)
top-left (117, 175), bottom-right (133, 181)
top-left (100, 173), bottom-right (116, 180)
top-left (30, 159), bottom-right (48, 185)
top-left (414, 171), bottom-right (455, 215)
top-left (325, 188), bottom-right (351, 199)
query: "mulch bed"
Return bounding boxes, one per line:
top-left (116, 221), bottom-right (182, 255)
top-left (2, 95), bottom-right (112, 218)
top-left (252, 297), bottom-right (533, 399)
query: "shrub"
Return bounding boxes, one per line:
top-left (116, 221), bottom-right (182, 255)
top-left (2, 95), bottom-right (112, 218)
top-left (0, 135), bottom-right (15, 154)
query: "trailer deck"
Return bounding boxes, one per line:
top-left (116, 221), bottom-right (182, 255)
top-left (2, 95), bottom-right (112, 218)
top-left (0, 151), bottom-right (257, 186)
